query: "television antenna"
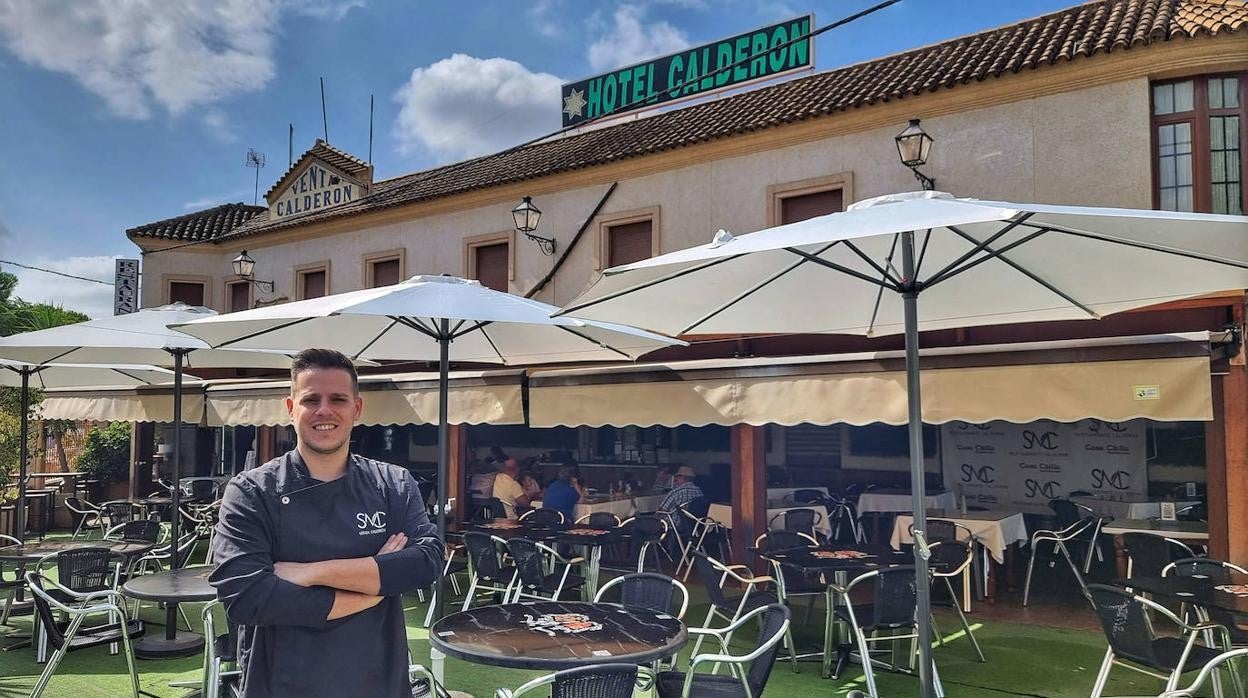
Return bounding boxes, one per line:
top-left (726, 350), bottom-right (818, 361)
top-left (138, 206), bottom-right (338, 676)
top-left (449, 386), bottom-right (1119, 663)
top-left (246, 148), bottom-right (266, 205)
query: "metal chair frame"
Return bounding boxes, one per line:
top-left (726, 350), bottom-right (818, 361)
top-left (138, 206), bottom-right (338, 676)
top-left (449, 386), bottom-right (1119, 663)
top-left (766, 508), bottom-right (825, 541)
top-left (1159, 647), bottom-right (1248, 697)
top-left (621, 515), bottom-right (673, 573)
top-left (498, 663), bottom-right (641, 698)
top-left (519, 507), bottom-right (567, 526)
top-left (0, 533), bottom-right (24, 628)
top-left (461, 533), bottom-right (517, 610)
top-left (1023, 516), bottom-right (1099, 606)
top-left (1124, 533), bottom-right (1196, 579)
top-left (506, 537), bottom-right (585, 603)
top-left (575, 512), bottom-right (623, 528)
top-left (674, 505), bottom-right (729, 581)
top-left (911, 520), bottom-right (980, 610)
top-left (594, 572), bottom-right (690, 619)
top-left (689, 551), bottom-right (797, 671)
top-left (927, 541), bottom-right (985, 662)
top-left (667, 604), bottom-right (791, 698)
top-left (64, 497), bottom-right (104, 540)
top-left (422, 542), bottom-right (467, 627)
top-left (201, 601), bottom-right (242, 698)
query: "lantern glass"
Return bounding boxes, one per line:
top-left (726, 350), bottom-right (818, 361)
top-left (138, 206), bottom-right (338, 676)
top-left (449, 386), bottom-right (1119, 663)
top-left (895, 119), bottom-right (933, 168)
top-left (232, 250), bottom-right (256, 279)
top-left (511, 196), bottom-right (541, 233)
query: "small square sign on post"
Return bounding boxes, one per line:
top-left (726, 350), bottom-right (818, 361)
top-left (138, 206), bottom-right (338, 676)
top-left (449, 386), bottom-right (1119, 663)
top-left (1160, 501), bottom-right (1177, 521)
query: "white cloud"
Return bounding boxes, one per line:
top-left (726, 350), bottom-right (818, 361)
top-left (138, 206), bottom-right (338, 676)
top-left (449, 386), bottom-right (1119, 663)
top-left (201, 108), bottom-right (240, 144)
top-left (392, 54), bottom-right (563, 162)
top-left (8, 255), bottom-right (122, 319)
top-left (0, 0), bottom-right (360, 121)
top-left (183, 190), bottom-right (251, 211)
top-left (527, 0), bottom-right (562, 38)
top-left (587, 4), bottom-right (690, 72)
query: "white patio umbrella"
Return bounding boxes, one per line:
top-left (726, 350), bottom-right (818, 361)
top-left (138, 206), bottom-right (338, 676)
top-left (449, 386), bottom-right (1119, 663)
top-left (1, 360), bottom-right (183, 541)
top-left (0, 303), bottom-right (293, 656)
top-left (171, 274), bottom-right (683, 619)
top-left (558, 190), bottom-right (1248, 696)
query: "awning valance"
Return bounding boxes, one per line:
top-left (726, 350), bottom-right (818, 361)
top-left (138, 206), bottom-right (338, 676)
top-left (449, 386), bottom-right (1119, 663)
top-left (39, 385), bottom-right (206, 424)
top-left (528, 333), bottom-right (1215, 428)
top-left (204, 370), bottom-right (525, 426)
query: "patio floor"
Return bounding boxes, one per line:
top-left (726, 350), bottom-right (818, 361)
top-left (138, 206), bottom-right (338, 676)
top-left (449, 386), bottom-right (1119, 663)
top-left (0, 537), bottom-right (1224, 697)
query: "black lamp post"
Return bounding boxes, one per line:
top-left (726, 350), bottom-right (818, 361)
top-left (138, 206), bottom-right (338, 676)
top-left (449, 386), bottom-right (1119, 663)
top-left (895, 118), bottom-right (936, 191)
top-left (512, 196), bottom-right (556, 255)
top-left (231, 250), bottom-right (274, 292)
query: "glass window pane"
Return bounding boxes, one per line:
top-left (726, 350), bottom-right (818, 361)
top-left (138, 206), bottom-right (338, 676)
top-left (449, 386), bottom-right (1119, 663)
top-left (1176, 122), bottom-right (1192, 147)
top-left (1210, 78), bottom-right (1225, 109)
top-left (1154, 83), bottom-right (1174, 115)
top-left (1213, 184), bottom-right (1227, 213)
top-left (1229, 154), bottom-right (1240, 183)
top-left (1177, 186), bottom-right (1193, 212)
top-left (1176, 154), bottom-right (1192, 186)
top-left (1160, 156), bottom-right (1176, 188)
top-left (1161, 188), bottom-right (1177, 211)
top-left (1158, 123), bottom-right (1175, 150)
top-left (1211, 117), bottom-right (1225, 150)
top-left (1226, 77), bottom-right (1240, 108)
top-left (1213, 151), bottom-right (1226, 182)
top-left (1174, 80), bottom-right (1194, 112)
top-left (1228, 116), bottom-right (1240, 150)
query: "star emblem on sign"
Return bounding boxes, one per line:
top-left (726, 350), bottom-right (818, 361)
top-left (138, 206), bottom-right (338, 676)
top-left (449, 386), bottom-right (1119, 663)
top-left (562, 88), bottom-right (587, 119)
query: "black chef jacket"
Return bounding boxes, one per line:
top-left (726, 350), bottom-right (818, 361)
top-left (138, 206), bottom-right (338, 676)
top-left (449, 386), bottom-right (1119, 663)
top-left (209, 450), bottom-right (443, 697)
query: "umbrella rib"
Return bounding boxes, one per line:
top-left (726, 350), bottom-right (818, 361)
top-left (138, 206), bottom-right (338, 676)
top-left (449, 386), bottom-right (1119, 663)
top-left (472, 324), bottom-right (508, 364)
top-left (866, 234), bottom-right (902, 336)
top-left (945, 226), bottom-right (1099, 318)
top-left (111, 367), bottom-right (156, 384)
top-left (914, 228), bottom-right (933, 279)
top-left (217, 316), bottom-right (317, 349)
top-left (1041, 222), bottom-right (1248, 270)
top-left (351, 318), bottom-right (400, 361)
top-left (450, 320), bottom-right (493, 341)
top-left (555, 325), bottom-right (631, 359)
top-left (783, 247), bottom-right (899, 290)
top-left (678, 242), bottom-right (839, 335)
top-left (393, 317), bottom-right (440, 341)
top-left (842, 241), bottom-right (901, 285)
top-left (559, 254), bottom-right (748, 315)
top-left (924, 227), bottom-right (1051, 288)
top-left (449, 319), bottom-right (468, 336)
top-left (923, 213), bottom-right (1035, 287)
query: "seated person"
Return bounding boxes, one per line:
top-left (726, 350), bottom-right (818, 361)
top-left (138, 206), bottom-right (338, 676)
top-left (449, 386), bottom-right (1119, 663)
top-left (491, 457), bottom-right (529, 519)
top-left (519, 470), bottom-right (542, 499)
top-left (653, 465), bottom-right (673, 492)
top-left (658, 466), bottom-right (703, 513)
top-left (542, 466), bottom-right (582, 521)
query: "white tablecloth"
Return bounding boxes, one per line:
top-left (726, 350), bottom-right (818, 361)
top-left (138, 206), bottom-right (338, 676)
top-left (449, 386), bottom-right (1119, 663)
top-left (534, 494), bottom-right (664, 522)
top-left (766, 486), bottom-right (829, 501)
top-left (857, 490), bottom-right (958, 515)
top-left (891, 511), bottom-right (1028, 563)
top-left (707, 503), bottom-right (833, 537)
top-left (1072, 496), bottom-right (1200, 521)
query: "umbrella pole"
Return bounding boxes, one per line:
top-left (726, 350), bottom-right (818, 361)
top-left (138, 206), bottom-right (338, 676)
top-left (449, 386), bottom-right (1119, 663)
top-left (901, 230), bottom-right (935, 698)
top-left (433, 319), bottom-right (450, 623)
top-left (14, 369), bottom-right (30, 542)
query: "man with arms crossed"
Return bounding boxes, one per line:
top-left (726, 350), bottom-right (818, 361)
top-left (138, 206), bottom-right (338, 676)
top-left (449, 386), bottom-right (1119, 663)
top-left (211, 349), bottom-right (444, 697)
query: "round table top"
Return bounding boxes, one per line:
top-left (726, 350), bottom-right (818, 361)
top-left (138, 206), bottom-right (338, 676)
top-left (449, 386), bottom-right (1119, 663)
top-left (0, 539), bottom-right (155, 562)
top-left (1115, 573), bottom-right (1248, 615)
top-left (122, 565), bottom-right (217, 602)
top-left (760, 544), bottom-right (914, 573)
top-left (430, 601), bottom-right (686, 670)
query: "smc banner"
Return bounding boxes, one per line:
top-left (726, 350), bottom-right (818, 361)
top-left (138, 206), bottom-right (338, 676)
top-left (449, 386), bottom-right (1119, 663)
top-left (940, 419), bottom-right (1147, 514)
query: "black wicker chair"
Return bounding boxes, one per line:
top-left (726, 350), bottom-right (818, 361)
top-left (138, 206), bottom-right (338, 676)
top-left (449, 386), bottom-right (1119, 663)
top-left (1164, 557), bottom-right (1248, 647)
top-left (100, 501), bottom-right (137, 528)
top-left (657, 604), bottom-right (791, 698)
top-left (1123, 533), bottom-right (1194, 578)
top-left (789, 489), bottom-right (825, 504)
top-left (0, 533), bottom-right (24, 627)
top-left (594, 572), bottom-right (689, 619)
top-left (621, 515), bottom-right (671, 573)
top-left (506, 537), bottom-right (584, 602)
top-left (927, 541), bottom-right (985, 661)
top-left (500, 664), bottom-right (639, 698)
top-left (64, 497), bottom-right (103, 540)
top-left (1086, 583), bottom-right (1230, 697)
top-left (461, 532), bottom-right (516, 610)
top-left (106, 520), bottom-right (161, 544)
top-left (769, 508), bottom-right (823, 541)
top-left (519, 507), bottom-right (566, 526)
top-left (200, 601), bottom-right (241, 698)
top-left (576, 512), bottom-right (622, 528)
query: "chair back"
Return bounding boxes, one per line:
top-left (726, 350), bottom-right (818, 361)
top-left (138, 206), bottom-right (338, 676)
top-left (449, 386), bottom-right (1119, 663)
top-left (780, 508), bottom-right (820, 537)
top-left (870, 566), bottom-right (918, 628)
top-left (1048, 499), bottom-right (1081, 529)
top-left (692, 552), bottom-right (733, 610)
top-left (578, 512), bottom-right (621, 529)
top-left (520, 508), bottom-right (566, 526)
top-left (56, 547), bottom-right (114, 593)
top-left (486, 498), bottom-right (508, 519)
top-left (599, 573), bottom-right (683, 616)
top-left (1123, 533), bottom-right (1189, 577)
top-left (1177, 503), bottom-right (1207, 522)
top-left (1087, 584), bottom-right (1160, 667)
top-left (626, 515), bottom-right (667, 543)
top-left (463, 532), bottom-right (507, 580)
top-left (927, 540), bottom-right (972, 576)
top-left (790, 489), bottom-right (824, 503)
top-left (64, 496), bottom-right (96, 515)
top-left (506, 538), bottom-right (547, 589)
top-left (550, 664), bottom-right (638, 698)
top-left (684, 496), bottom-right (710, 519)
top-left (926, 519), bottom-right (958, 542)
top-left (756, 530), bottom-right (812, 552)
top-left (189, 479), bottom-right (219, 503)
top-left (26, 574), bottom-right (69, 651)
top-left (118, 519), bottom-right (161, 543)
top-left (745, 604), bottom-right (792, 697)
top-left (1167, 557), bottom-right (1243, 577)
top-left (102, 501), bottom-right (135, 524)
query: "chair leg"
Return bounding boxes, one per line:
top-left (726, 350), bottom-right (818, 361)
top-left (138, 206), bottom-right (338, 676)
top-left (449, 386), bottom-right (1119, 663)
top-left (1089, 647), bottom-right (1114, 698)
top-left (944, 578), bottom-right (984, 662)
top-left (854, 626), bottom-right (879, 698)
top-left (1023, 542), bottom-right (1039, 606)
top-left (461, 577), bottom-right (479, 611)
top-left (121, 624), bottom-right (140, 698)
top-left (689, 606), bottom-right (716, 662)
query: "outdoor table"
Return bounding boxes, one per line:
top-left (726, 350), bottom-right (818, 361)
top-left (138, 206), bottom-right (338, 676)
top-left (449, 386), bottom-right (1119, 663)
top-left (429, 600), bottom-right (686, 670)
top-left (758, 543), bottom-right (913, 678)
top-left (121, 564), bottom-right (216, 658)
top-left (104, 496), bottom-right (172, 520)
top-left (767, 486), bottom-right (830, 502)
top-left (857, 489), bottom-right (957, 515)
top-left (1114, 573), bottom-right (1248, 617)
top-left (707, 502), bottom-right (834, 538)
top-left (1073, 496), bottom-right (1200, 521)
top-left (533, 493), bottom-right (664, 521)
top-left (22, 489), bottom-right (57, 536)
top-left (891, 509), bottom-right (1027, 601)
top-left (1100, 519), bottom-right (1210, 577)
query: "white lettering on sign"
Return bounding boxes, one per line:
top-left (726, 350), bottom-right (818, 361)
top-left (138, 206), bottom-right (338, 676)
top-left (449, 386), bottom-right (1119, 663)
top-left (271, 162), bottom-right (359, 220)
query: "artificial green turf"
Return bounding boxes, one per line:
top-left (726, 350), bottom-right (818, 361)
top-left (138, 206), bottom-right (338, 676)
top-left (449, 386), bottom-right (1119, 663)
top-left (0, 539), bottom-right (1228, 697)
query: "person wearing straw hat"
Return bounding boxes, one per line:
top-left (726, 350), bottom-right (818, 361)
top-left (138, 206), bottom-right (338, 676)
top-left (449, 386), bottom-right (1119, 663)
top-left (209, 348), bottom-right (444, 697)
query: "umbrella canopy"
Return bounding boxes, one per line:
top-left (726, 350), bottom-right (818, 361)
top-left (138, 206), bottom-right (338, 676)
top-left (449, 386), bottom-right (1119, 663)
top-left (172, 274), bottom-right (683, 621)
top-left (558, 190), bottom-right (1248, 698)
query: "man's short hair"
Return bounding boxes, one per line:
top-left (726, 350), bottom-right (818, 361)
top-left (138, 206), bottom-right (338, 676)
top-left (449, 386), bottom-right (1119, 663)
top-left (290, 348), bottom-right (359, 393)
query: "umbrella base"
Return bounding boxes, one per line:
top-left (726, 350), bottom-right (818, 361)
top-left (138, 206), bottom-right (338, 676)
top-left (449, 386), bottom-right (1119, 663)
top-left (134, 630), bottom-right (204, 659)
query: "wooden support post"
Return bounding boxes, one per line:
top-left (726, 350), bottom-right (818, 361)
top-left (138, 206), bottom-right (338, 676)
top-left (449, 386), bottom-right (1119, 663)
top-left (1209, 300), bottom-right (1248, 563)
top-left (448, 424), bottom-right (468, 525)
top-left (731, 424), bottom-right (767, 569)
top-left (257, 426), bottom-right (276, 464)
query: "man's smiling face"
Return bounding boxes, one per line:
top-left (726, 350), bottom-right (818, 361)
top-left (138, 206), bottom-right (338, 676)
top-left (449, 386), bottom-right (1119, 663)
top-left (287, 367), bottom-right (363, 456)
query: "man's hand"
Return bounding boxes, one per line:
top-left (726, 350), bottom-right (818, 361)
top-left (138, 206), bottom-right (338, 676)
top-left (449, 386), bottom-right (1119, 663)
top-left (378, 533), bottom-right (407, 555)
top-left (274, 533), bottom-right (407, 593)
top-left (274, 561), bottom-right (321, 587)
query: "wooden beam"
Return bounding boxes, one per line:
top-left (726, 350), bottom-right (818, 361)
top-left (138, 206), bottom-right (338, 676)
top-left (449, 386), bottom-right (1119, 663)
top-left (257, 426), bottom-right (276, 465)
top-left (448, 424), bottom-right (468, 524)
top-left (1207, 374), bottom-right (1229, 559)
top-left (731, 424), bottom-right (767, 569)
top-left (1209, 299), bottom-right (1248, 563)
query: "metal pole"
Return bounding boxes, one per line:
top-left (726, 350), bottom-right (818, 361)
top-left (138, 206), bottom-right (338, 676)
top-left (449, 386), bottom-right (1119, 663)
top-left (433, 318), bottom-right (450, 622)
top-left (166, 349), bottom-right (185, 641)
top-left (901, 229), bottom-right (935, 698)
top-left (15, 369), bottom-right (30, 541)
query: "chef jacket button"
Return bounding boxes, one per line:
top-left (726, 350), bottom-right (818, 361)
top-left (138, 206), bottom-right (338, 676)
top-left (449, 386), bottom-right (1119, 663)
top-left (281, 496), bottom-right (290, 504)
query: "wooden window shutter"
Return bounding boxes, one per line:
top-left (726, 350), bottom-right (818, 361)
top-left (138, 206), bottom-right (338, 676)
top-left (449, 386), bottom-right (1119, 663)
top-left (607, 219), bottom-right (653, 267)
top-left (780, 188), bottom-right (844, 225)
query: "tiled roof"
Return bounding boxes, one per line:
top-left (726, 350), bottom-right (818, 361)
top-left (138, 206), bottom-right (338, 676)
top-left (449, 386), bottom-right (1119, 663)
top-left (263, 138), bottom-right (373, 201)
top-left (126, 203), bottom-right (265, 242)
top-left (139, 0), bottom-right (1248, 244)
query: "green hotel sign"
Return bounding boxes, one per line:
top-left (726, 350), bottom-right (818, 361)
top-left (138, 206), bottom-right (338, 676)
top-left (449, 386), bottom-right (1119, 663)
top-left (560, 15), bottom-right (813, 128)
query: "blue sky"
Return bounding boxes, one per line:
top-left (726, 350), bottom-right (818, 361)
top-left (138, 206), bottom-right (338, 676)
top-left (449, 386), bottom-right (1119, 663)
top-left (0, 0), bottom-right (1074, 317)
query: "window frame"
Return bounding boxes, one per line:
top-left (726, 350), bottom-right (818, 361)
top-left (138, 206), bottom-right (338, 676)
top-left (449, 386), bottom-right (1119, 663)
top-left (362, 248), bottom-right (407, 289)
top-left (1150, 72), bottom-right (1246, 213)
top-left (293, 260), bottom-right (332, 300)
top-left (162, 274), bottom-right (212, 308)
top-left (766, 172), bottom-right (853, 227)
top-left (463, 230), bottom-right (514, 292)
top-left (595, 206), bottom-right (661, 271)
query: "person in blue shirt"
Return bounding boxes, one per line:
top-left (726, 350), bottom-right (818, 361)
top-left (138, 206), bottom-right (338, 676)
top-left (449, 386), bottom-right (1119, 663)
top-left (542, 465), bottom-right (582, 521)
